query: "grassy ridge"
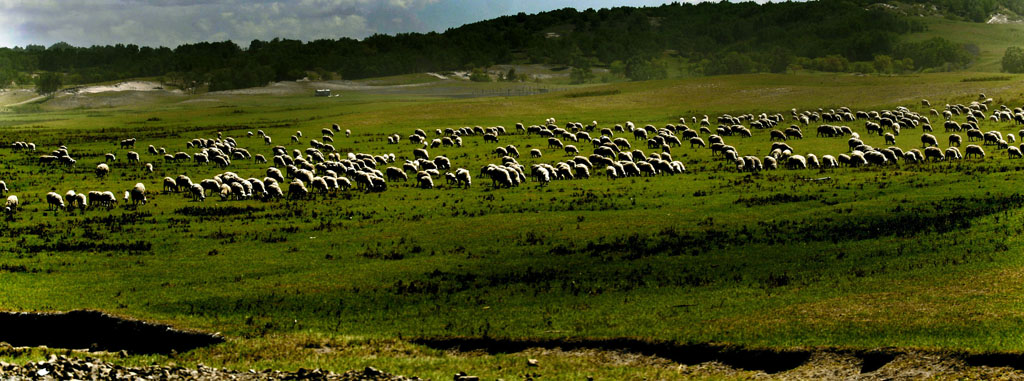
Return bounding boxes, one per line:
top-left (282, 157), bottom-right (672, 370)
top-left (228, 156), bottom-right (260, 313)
top-left (2, 72), bottom-right (1024, 378)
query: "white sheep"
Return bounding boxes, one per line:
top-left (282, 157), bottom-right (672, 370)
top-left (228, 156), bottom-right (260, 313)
top-left (190, 184), bottom-right (205, 201)
top-left (129, 183), bottom-right (147, 205)
top-left (965, 144), bottom-right (986, 159)
top-left (74, 193), bottom-right (87, 212)
top-left (455, 168), bottom-right (472, 188)
top-left (4, 195), bottom-right (18, 214)
top-left (95, 163), bottom-right (110, 178)
top-left (46, 192), bottom-right (65, 211)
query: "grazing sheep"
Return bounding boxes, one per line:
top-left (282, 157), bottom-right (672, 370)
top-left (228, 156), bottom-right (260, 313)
top-left (924, 146), bottom-right (944, 161)
top-left (130, 183), bottom-right (147, 206)
top-left (564, 145), bottom-right (579, 156)
top-left (288, 180), bottom-right (309, 200)
top-left (948, 134), bottom-right (962, 147)
top-left (884, 133), bottom-right (895, 145)
top-left (417, 172), bottom-right (434, 189)
top-left (386, 167), bottom-right (408, 182)
top-left (95, 163), bottom-right (110, 178)
top-left (786, 155), bottom-right (807, 170)
top-left (965, 144), bottom-right (986, 159)
top-left (73, 193), bottom-right (88, 212)
top-left (163, 177), bottom-right (178, 192)
top-left (0, 181), bottom-right (6, 196)
top-left (46, 192), bottom-right (65, 211)
top-left (689, 137), bottom-right (706, 149)
top-left (921, 133), bottom-right (938, 148)
top-left (530, 149), bottom-right (542, 158)
top-left (5, 195), bottom-right (18, 214)
top-left (1009, 146), bottom-right (1023, 159)
top-left (127, 151), bottom-right (140, 163)
top-left (945, 147), bottom-right (963, 160)
top-left (190, 184), bottom-right (206, 201)
top-left (454, 168), bottom-right (472, 188)
top-left (105, 153), bottom-right (116, 162)
top-left (345, 129), bottom-right (351, 138)
top-left (821, 155), bottom-right (838, 169)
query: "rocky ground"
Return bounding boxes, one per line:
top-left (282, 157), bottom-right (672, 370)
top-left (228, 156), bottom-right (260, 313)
top-left (0, 355), bottom-right (421, 380)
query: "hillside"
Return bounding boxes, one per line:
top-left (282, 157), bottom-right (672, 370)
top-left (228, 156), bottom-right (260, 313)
top-left (0, 1), bottom-right (989, 93)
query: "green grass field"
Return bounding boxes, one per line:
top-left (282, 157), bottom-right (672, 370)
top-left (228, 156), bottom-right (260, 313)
top-left (910, 16), bottom-right (1024, 72)
top-left (3, 71), bottom-right (1024, 378)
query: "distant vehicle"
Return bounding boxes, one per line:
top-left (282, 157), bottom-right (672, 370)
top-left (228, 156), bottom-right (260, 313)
top-left (314, 89), bottom-right (331, 97)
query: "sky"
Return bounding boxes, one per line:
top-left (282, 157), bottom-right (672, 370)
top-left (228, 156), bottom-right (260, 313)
top-left (0, 0), bottom-right (716, 49)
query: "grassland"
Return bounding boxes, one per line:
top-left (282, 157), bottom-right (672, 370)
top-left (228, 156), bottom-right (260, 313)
top-left (3, 71), bottom-right (1024, 378)
top-left (909, 16), bottom-right (1024, 72)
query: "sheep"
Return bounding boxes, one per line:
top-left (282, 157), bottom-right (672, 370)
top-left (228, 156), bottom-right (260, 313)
top-left (163, 177), bottom-right (178, 192)
top-left (345, 129), bottom-right (351, 138)
top-left (95, 163), bottom-right (110, 178)
top-left (921, 133), bottom-right (938, 148)
top-left (689, 137), bottom-right (705, 149)
top-left (130, 183), bottom-right (147, 206)
top-left (949, 134), bottom-right (962, 147)
top-left (46, 192), bottom-right (65, 211)
top-left (786, 155), bottom-right (807, 170)
top-left (289, 180), bottom-right (309, 200)
top-left (0, 181), bottom-right (6, 196)
top-left (821, 155), bottom-right (838, 169)
top-left (5, 195), bottom-right (18, 214)
top-left (884, 133), bottom-right (896, 145)
top-left (530, 149), bottom-right (542, 158)
top-left (564, 145), bottom-right (579, 156)
top-left (266, 167), bottom-right (285, 184)
top-left (105, 153), bottom-right (116, 162)
top-left (1009, 146), bottom-right (1023, 159)
top-left (945, 147), bottom-right (963, 160)
top-left (73, 193), bottom-right (88, 212)
top-left (965, 144), bottom-right (986, 159)
top-left (923, 146), bottom-right (944, 161)
top-left (127, 151), bottom-right (140, 163)
top-left (176, 175), bottom-right (194, 192)
top-left (386, 167), bottom-right (408, 182)
top-left (455, 168), bottom-right (472, 188)
top-left (266, 183), bottom-right (284, 199)
top-left (417, 172), bottom-right (434, 189)
top-left (190, 184), bottom-right (206, 201)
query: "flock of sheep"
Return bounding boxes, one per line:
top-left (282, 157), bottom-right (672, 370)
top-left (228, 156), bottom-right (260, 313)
top-left (1, 94), bottom-right (1019, 216)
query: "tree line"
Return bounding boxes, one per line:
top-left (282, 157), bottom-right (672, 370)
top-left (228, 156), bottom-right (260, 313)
top-left (0, 1), bottom-right (984, 92)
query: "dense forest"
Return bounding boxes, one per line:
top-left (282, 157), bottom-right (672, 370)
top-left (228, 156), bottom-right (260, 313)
top-left (0, 1), bottom-right (987, 91)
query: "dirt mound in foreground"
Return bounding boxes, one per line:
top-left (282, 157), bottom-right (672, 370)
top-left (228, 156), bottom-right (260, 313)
top-left (0, 355), bottom-right (420, 381)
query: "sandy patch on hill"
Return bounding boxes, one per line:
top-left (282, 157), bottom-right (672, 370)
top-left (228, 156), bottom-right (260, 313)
top-left (68, 81), bottom-right (181, 94)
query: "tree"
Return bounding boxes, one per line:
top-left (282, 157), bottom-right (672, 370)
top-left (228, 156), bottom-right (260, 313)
top-left (1003, 47), bottom-right (1024, 73)
top-left (505, 67), bottom-right (517, 82)
top-left (569, 67), bottom-right (595, 84)
top-left (873, 55), bottom-right (894, 74)
top-left (469, 68), bottom-right (491, 82)
top-left (625, 57), bottom-right (668, 80)
top-left (34, 72), bottom-right (63, 96)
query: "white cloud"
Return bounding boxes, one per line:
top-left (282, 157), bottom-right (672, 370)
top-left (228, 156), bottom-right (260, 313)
top-left (0, 0), bottom-right (437, 47)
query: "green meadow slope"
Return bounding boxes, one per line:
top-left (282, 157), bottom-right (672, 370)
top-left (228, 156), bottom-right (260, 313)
top-left (2, 72), bottom-right (1024, 378)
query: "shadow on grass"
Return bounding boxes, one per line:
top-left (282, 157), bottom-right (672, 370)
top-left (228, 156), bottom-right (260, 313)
top-left (0, 310), bottom-right (223, 354)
